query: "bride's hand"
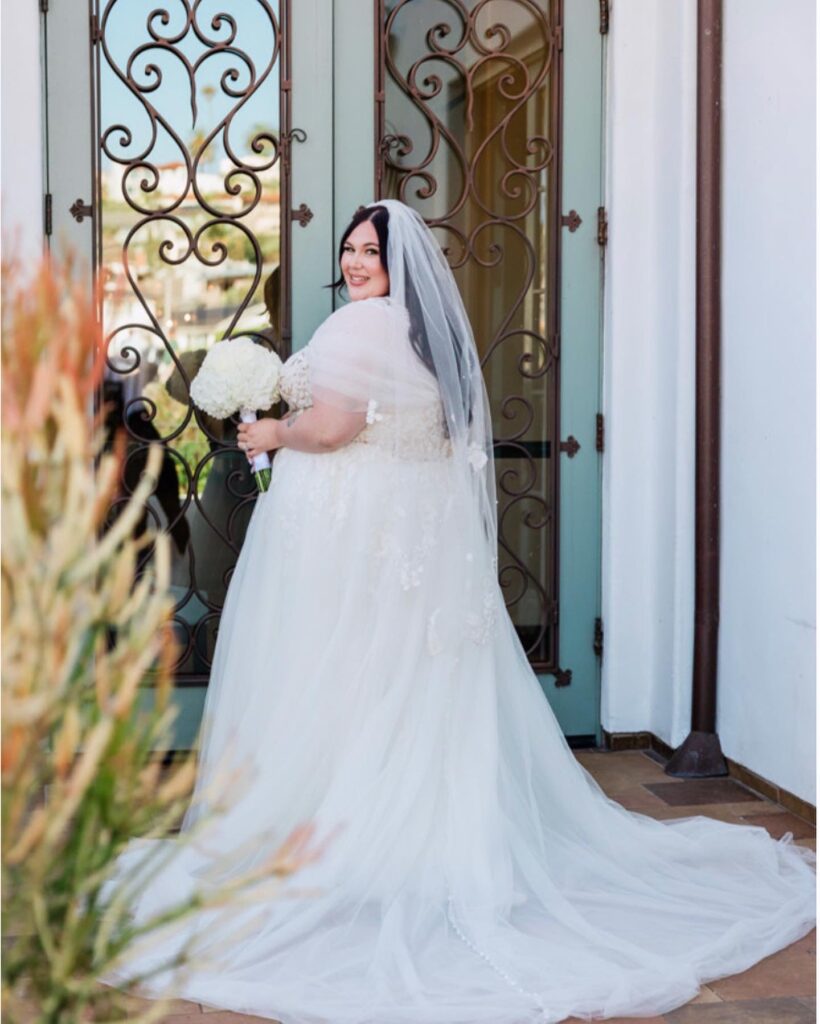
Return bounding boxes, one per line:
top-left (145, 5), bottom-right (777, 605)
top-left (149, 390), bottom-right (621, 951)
top-left (237, 418), bottom-right (281, 461)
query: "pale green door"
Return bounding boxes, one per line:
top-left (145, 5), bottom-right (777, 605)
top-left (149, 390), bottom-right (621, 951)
top-left (44, 0), bottom-right (604, 746)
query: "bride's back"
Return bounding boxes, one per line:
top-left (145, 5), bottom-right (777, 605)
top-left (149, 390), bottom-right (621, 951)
top-left (281, 296), bottom-right (451, 462)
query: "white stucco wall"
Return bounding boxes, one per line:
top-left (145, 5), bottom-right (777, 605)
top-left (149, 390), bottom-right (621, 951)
top-left (1, 4), bottom-right (44, 265)
top-left (603, 0), bottom-right (816, 803)
top-left (718, 0), bottom-right (816, 803)
top-left (601, 1), bottom-right (698, 748)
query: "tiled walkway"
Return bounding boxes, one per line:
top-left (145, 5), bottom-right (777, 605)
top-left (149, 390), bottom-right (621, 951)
top-left (129, 749), bottom-right (817, 1024)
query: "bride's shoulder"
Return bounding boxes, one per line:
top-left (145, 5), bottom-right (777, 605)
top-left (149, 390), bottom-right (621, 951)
top-left (305, 301), bottom-right (407, 362)
top-left (312, 297), bottom-right (406, 345)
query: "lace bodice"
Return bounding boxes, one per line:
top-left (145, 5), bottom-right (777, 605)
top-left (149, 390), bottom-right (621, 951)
top-left (352, 400), bottom-right (451, 460)
top-left (279, 345), bottom-right (452, 461)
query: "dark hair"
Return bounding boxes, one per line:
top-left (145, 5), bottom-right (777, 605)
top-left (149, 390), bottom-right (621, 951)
top-left (329, 204), bottom-right (446, 418)
top-left (327, 205), bottom-right (390, 292)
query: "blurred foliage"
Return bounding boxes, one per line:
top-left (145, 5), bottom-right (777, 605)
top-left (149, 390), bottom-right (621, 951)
top-left (1, 255), bottom-right (319, 1024)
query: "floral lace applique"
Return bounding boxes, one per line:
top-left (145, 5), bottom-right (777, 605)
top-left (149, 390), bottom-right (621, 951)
top-left (427, 607), bottom-right (445, 656)
top-left (278, 349), bottom-right (313, 411)
top-left (369, 484), bottom-right (458, 593)
top-left (366, 399), bottom-right (384, 425)
top-left (424, 563), bottom-right (500, 655)
top-left (467, 442), bottom-right (488, 472)
top-left (464, 570), bottom-right (499, 645)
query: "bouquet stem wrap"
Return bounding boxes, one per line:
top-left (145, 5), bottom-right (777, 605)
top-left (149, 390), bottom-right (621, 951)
top-left (240, 409), bottom-right (272, 492)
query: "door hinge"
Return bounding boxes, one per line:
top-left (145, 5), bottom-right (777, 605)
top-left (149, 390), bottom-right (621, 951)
top-left (554, 24), bottom-right (563, 52)
top-left (40, 0), bottom-right (48, 13)
top-left (555, 667), bottom-right (572, 688)
top-left (44, 192), bottom-right (53, 236)
top-left (90, 13), bottom-right (102, 43)
top-left (597, 206), bottom-right (608, 247)
top-left (600, 0), bottom-right (610, 35)
top-left (593, 617), bottom-right (604, 658)
top-left (596, 412), bottom-right (605, 453)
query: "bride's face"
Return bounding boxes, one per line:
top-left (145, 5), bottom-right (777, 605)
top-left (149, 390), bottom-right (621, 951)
top-left (340, 220), bottom-right (389, 301)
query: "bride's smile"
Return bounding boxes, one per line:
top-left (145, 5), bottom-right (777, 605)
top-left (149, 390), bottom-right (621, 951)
top-left (340, 220), bottom-right (390, 300)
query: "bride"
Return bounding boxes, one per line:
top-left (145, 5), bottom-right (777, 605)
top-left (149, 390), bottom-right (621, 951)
top-left (101, 199), bottom-right (815, 1023)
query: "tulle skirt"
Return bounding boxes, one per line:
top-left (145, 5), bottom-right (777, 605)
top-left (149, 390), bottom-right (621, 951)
top-left (100, 443), bottom-right (816, 1024)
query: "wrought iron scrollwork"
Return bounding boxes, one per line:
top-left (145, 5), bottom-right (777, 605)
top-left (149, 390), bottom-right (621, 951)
top-left (376, 0), bottom-right (563, 669)
top-left (92, 0), bottom-right (292, 683)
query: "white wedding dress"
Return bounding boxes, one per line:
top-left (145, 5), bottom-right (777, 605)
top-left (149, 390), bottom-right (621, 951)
top-left (101, 297), bottom-right (815, 1024)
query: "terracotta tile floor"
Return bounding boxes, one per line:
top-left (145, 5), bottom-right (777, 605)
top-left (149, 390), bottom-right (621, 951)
top-left (121, 750), bottom-right (818, 1023)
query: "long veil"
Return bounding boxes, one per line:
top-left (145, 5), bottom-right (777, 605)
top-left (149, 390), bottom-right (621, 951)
top-left (369, 199), bottom-right (497, 546)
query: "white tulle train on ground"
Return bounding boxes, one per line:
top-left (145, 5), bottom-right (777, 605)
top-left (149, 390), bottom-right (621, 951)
top-left (100, 308), bottom-right (815, 1024)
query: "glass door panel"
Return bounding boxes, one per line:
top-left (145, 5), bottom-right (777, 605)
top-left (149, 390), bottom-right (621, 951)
top-left (93, 0), bottom-right (289, 682)
top-left (377, 0), bottom-right (562, 668)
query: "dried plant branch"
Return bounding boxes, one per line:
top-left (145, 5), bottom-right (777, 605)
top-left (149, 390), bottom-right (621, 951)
top-left (1, 254), bottom-right (323, 1024)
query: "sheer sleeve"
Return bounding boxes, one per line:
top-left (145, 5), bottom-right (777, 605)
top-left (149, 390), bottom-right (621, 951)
top-left (306, 297), bottom-right (439, 415)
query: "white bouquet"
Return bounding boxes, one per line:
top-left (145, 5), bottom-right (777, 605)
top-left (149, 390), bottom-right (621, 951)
top-left (190, 337), bottom-right (283, 491)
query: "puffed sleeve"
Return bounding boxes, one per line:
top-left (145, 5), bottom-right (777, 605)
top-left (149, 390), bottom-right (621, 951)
top-left (306, 298), bottom-right (439, 414)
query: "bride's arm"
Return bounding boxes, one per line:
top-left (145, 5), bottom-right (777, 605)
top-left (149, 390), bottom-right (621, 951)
top-left (276, 403), bottom-right (368, 453)
top-left (238, 402), bottom-right (367, 457)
